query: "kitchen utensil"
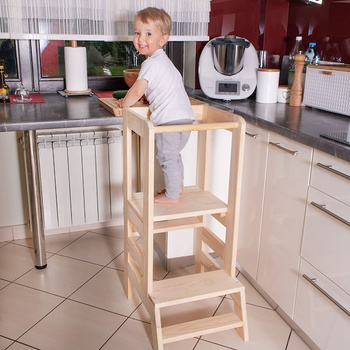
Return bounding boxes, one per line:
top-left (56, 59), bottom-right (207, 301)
top-left (13, 82), bottom-right (31, 103)
top-left (123, 69), bottom-right (140, 88)
top-left (256, 69), bottom-right (280, 103)
top-left (277, 85), bottom-right (291, 103)
top-left (198, 35), bottom-right (259, 101)
top-left (303, 64), bottom-right (350, 116)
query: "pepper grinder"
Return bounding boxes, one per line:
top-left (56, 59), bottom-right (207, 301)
top-left (289, 53), bottom-right (305, 107)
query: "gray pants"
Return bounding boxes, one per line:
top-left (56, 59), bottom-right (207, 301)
top-left (155, 119), bottom-right (193, 199)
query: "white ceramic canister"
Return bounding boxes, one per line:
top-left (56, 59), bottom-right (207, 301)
top-left (277, 85), bottom-right (291, 103)
top-left (256, 68), bottom-right (280, 103)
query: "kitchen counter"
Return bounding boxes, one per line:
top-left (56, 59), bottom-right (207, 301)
top-left (0, 93), bottom-right (123, 132)
top-left (1, 92), bottom-right (349, 162)
top-left (190, 91), bottom-right (350, 163)
top-left (1, 91), bottom-right (349, 161)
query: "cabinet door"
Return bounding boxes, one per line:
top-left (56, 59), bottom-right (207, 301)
top-left (311, 149), bottom-right (350, 206)
top-left (237, 125), bottom-right (269, 280)
top-left (302, 187), bottom-right (350, 295)
top-left (257, 133), bottom-right (312, 318)
top-left (0, 132), bottom-right (27, 228)
top-left (294, 259), bottom-right (350, 350)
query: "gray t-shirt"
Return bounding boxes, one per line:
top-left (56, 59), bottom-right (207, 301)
top-left (137, 49), bottom-right (194, 126)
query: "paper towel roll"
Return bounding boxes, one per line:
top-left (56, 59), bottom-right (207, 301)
top-left (256, 68), bottom-right (280, 103)
top-left (64, 46), bottom-right (89, 93)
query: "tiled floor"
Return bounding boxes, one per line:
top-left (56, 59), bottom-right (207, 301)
top-left (0, 227), bottom-right (311, 350)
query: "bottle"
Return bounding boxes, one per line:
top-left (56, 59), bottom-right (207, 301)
top-left (0, 65), bottom-right (10, 103)
top-left (288, 36), bottom-right (305, 87)
top-left (305, 42), bottom-right (320, 66)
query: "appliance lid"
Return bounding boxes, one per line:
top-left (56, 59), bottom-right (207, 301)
top-left (211, 35), bottom-right (251, 48)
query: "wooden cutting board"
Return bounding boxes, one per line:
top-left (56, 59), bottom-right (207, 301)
top-left (99, 97), bottom-right (207, 117)
top-left (99, 98), bottom-right (145, 116)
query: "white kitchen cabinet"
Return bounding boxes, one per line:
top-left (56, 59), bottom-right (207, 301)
top-left (0, 132), bottom-right (28, 240)
top-left (256, 133), bottom-right (312, 318)
top-left (302, 187), bottom-right (350, 294)
top-left (294, 259), bottom-right (350, 350)
top-left (237, 125), bottom-right (269, 280)
top-left (294, 149), bottom-right (350, 349)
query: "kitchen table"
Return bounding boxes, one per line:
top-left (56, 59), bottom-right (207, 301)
top-left (0, 93), bottom-right (122, 268)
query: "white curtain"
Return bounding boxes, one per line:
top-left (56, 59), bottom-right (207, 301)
top-left (0, 0), bottom-right (210, 41)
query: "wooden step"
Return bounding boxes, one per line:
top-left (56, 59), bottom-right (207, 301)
top-left (162, 313), bottom-right (244, 344)
top-left (153, 216), bottom-right (203, 233)
top-left (130, 186), bottom-right (227, 222)
top-left (150, 270), bottom-right (244, 308)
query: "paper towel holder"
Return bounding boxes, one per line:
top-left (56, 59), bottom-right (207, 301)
top-left (63, 40), bottom-right (92, 96)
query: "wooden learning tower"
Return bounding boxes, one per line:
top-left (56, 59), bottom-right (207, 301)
top-left (122, 99), bottom-right (249, 350)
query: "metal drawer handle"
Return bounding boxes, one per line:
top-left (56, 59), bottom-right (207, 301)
top-left (303, 274), bottom-right (350, 317)
top-left (316, 162), bottom-right (350, 181)
top-left (245, 132), bottom-right (258, 139)
top-left (311, 201), bottom-right (350, 227)
top-left (321, 71), bottom-right (335, 76)
top-left (269, 142), bottom-right (298, 156)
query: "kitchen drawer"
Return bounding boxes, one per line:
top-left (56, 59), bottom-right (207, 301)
top-left (294, 259), bottom-right (350, 350)
top-left (302, 186), bottom-right (350, 294)
top-left (311, 149), bottom-right (350, 206)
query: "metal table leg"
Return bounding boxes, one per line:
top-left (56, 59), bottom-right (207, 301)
top-left (23, 130), bottom-right (47, 269)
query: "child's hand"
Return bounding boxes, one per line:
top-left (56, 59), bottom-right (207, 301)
top-left (116, 98), bottom-right (124, 108)
top-left (140, 95), bottom-right (149, 104)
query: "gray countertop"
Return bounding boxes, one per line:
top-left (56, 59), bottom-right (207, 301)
top-left (1, 92), bottom-right (349, 162)
top-left (190, 91), bottom-right (350, 162)
top-left (0, 93), bottom-right (123, 132)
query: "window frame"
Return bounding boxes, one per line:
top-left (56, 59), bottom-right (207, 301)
top-left (7, 40), bottom-right (184, 93)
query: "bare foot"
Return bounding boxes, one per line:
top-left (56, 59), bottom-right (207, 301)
top-left (156, 186), bottom-right (183, 195)
top-left (154, 193), bottom-right (180, 204)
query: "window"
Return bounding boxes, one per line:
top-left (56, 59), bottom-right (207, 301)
top-left (40, 41), bottom-right (145, 78)
top-left (0, 39), bottom-right (17, 78)
top-left (5, 39), bottom-right (183, 92)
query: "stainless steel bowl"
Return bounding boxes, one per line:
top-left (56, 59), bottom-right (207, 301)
top-left (211, 35), bottom-right (251, 76)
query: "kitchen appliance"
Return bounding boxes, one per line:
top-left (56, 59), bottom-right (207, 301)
top-left (198, 35), bottom-right (259, 100)
top-left (303, 64), bottom-right (350, 117)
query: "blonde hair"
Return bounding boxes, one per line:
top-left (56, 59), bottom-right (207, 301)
top-left (134, 7), bottom-right (172, 35)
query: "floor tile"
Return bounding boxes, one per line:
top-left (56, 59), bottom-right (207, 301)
top-left (194, 339), bottom-right (235, 349)
top-left (107, 251), bottom-right (124, 271)
top-left (90, 225), bottom-right (124, 239)
top-left (161, 297), bottom-right (223, 328)
top-left (1, 229), bottom-right (313, 350)
top-left (58, 232), bottom-right (124, 266)
top-left (0, 244), bottom-right (35, 281)
top-left (100, 318), bottom-right (153, 350)
top-left (0, 241), bottom-right (9, 248)
top-left (0, 279), bottom-right (9, 290)
top-left (44, 230), bottom-right (88, 253)
top-left (101, 318), bottom-right (199, 350)
top-left (201, 301), bottom-right (291, 350)
top-left (287, 331), bottom-right (311, 350)
top-left (16, 254), bottom-right (102, 297)
top-left (230, 272), bottom-right (273, 310)
top-left (107, 248), bottom-right (168, 281)
top-left (0, 336), bottom-right (13, 350)
top-left (6, 342), bottom-right (37, 350)
top-left (18, 299), bottom-right (126, 350)
top-left (70, 268), bottom-right (141, 316)
top-left (0, 283), bottom-right (63, 339)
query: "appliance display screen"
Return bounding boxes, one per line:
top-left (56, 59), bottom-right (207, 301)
top-left (216, 81), bottom-right (240, 95)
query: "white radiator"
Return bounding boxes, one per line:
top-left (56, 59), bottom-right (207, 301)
top-left (37, 128), bottom-right (124, 232)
